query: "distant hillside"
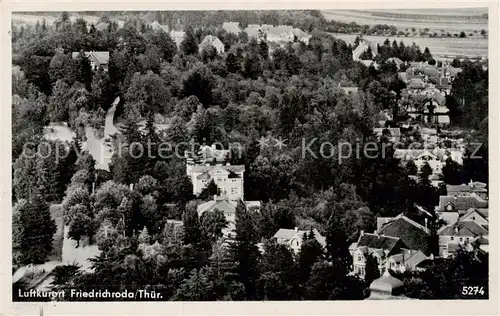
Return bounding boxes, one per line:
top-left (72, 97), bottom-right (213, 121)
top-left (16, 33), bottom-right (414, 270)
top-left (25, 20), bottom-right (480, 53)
top-left (322, 9), bottom-right (488, 34)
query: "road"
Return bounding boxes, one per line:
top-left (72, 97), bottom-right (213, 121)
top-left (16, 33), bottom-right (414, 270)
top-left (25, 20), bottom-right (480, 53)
top-left (82, 96), bottom-right (120, 171)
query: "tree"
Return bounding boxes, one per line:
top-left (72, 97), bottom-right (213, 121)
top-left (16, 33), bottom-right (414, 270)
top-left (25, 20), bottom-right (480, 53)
top-left (49, 51), bottom-right (77, 84)
top-left (459, 31), bottom-right (467, 38)
top-left (181, 27), bottom-right (199, 55)
top-left (406, 159), bottom-right (418, 175)
top-left (442, 158), bottom-right (464, 185)
top-left (182, 205), bottom-right (203, 247)
top-left (305, 260), bottom-right (365, 300)
top-left (74, 51), bottom-right (93, 91)
top-left (67, 206), bottom-right (95, 247)
top-left (226, 52), bottom-right (242, 73)
top-left (137, 226), bottom-right (151, 244)
top-left (13, 196), bottom-right (56, 265)
top-left (325, 216), bottom-right (351, 278)
top-left (199, 180), bottom-right (220, 200)
top-left (298, 230), bottom-right (324, 282)
top-left (230, 200), bottom-right (261, 299)
top-left (172, 267), bottom-right (216, 300)
top-left (200, 209), bottom-right (228, 242)
top-left (419, 162), bottom-right (433, 186)
top-left (147, 30), bottom-right (177, 62)
top-left (136, 175), bottom-right (159, 196)
top-left (91, 68), bottom-right (112, 110)
top-left (125, 71), bottom-right (169, 116)
top-left (181, 65), bottom-right (215, 107)
top-left (364, 254), bottom-right (380, 284)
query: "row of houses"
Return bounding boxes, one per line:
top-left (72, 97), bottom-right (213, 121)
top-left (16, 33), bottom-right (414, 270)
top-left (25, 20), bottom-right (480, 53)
top-left (400, 61), bottom-right (463, 125)
top-left (436, 181), bottom-right (488, 257)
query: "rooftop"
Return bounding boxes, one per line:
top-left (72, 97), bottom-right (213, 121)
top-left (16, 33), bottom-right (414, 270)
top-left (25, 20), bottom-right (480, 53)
top-left (357, 233), bottom-right (402, 253)
top-left (439, 195), bottom-right (488, 212)
top-left (438, 220), bottom-right (488, 237)
top-left (273, 228), bottom-right (326, 247)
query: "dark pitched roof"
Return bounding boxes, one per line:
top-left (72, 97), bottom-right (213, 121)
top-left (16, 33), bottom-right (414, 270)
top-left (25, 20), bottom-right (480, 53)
top-left (379, 215), bottom-right (431, 254)
top-left (227, 171), bottom-right (241, 179)
top-left (439, 195), bottom-right (488, 212)
top-left (447, 184), bottom-right (488, 195)
top-left (357, 233), bottom-right (402, 252)
top-left (438, 221), bottom-right (488, 237)
top-left (460, 208), bottom-right (488, 221)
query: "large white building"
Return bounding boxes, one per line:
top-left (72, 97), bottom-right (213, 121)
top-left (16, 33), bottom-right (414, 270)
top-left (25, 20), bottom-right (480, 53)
top-left (185, 145), bottom-right (244, 200)
top-left (187, 164), bottom-right (245, 200)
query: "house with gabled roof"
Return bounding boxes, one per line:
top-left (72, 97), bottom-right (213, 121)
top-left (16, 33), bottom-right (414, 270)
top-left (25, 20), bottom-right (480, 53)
top-left (222, 21), bottom-right (241, 35)
top-left (266, 25), bottom-right (294, 44)
top-left (199, 35), bottom-right (225, 54)
top-left (459, 208), bottom-right (488, 225)
top-left (447, 181), bottom-right (488, 200)
top-left (272, 227), bottom-right (326, 254)
top-left (150, 21), bottom-right (169, 33)
top-left (197, 197), bottom-right (261, 237)
top-left (438, 220), bottom-right (488, 258)
top-left (386, 250), bottom-right (430, 273)
top-left (71, 51), bottom-right (110, 71)
top-left (188, 164), bottom-right (245, 200)
top-left (349, 232), bottom-right (407, 278)
top-left (377, 214), bottom-right (431, 255)
top-left (438, 194), bottom-right (488, 213)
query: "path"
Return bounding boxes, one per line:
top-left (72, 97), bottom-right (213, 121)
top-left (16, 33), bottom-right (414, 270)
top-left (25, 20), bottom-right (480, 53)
top-left (81, 96), bottom-right (120, 171)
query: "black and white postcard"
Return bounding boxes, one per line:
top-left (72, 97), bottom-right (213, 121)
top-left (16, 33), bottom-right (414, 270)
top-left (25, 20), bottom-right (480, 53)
top-left (2, 1), bottom-right (497, 315)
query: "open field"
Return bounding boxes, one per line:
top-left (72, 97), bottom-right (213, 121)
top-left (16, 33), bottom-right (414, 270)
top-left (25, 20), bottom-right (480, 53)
top-left (331, 33), bottom-right (488, 58)
top-left (12, 13), bottom-right (100, 26)
top-left (322, 8), bottom-right (488, 34)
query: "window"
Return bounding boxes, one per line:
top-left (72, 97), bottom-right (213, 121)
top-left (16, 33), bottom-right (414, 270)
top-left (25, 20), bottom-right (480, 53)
top-left (459, 237), bottom-right (463, 242)
top-left (231, 188), bottom-right (237, 194)
top-left (450, 237), bottom-right (454, 241)
top-left (466, 238), bottom-right (470, 243)
top-left (357, 255), bottom-right (362, 262)
top-left (472, 216), bottom-right (475, 220)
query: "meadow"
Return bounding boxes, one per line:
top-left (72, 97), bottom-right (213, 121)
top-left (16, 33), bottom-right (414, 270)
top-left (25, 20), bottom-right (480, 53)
top-left (322, 8), bottom-right (488, 34)
top-left (331, 33), bottom-right (488, 58)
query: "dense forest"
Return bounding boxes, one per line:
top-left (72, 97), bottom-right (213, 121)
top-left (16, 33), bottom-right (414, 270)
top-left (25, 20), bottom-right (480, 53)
top-left (12, 10), bottom-right (488, 301)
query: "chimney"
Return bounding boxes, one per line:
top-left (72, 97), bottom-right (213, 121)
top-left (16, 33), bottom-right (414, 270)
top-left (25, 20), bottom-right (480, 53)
top-left (430, 253), bottom-right (434, 260)
top-left (360, 230), bottom-right (364, 236)
top-left (129, 183), bottom-right (134, 191)
top-left (213, 195), bottom-right (217, 201)
top-left (455, 227), bottom-right (459, 234)
top-left (424, 218), bottom-right (428, 230)
top-left (294, 227), bottom-right (298, 233)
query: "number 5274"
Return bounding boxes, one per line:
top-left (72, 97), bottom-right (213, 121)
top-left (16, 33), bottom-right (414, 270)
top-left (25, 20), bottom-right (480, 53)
top-left (462, 286), bottom-right (485, 296)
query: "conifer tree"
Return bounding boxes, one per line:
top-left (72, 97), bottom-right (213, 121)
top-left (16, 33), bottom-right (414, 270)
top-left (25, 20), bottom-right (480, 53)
top-left (230, 200), bottom-right (261, 299)
top-left (13, 196), bottom-right (56, 264)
